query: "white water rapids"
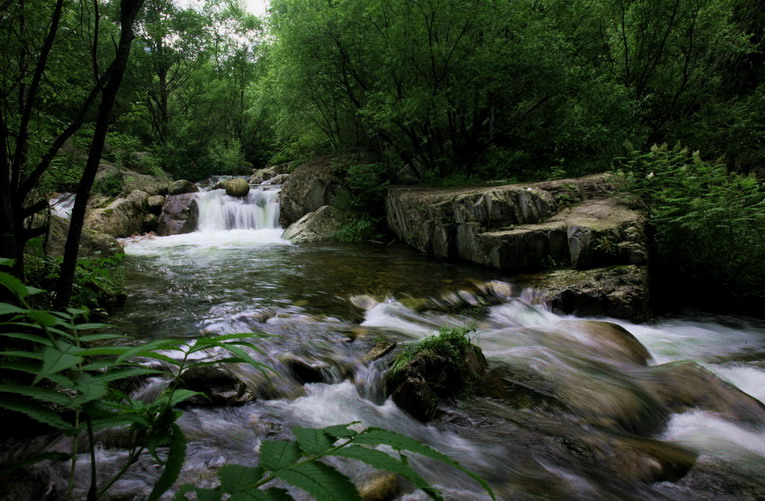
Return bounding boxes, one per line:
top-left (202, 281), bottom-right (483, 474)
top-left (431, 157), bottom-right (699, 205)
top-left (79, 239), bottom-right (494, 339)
top-left (18, 182), bottom-right (765, 500)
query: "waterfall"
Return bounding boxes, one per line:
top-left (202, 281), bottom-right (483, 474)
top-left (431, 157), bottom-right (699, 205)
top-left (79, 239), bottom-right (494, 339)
top-left (196, 186), bottom-right (280, 232)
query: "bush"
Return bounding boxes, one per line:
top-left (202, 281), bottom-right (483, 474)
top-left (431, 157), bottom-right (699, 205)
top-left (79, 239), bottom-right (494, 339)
top-left (92, 171), bottom-right (125, 198)
top-left (615, 144), bottom-right (765, 310)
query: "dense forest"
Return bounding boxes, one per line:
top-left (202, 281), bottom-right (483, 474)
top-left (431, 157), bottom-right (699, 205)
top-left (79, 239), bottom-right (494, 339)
top-left (2, 0), bottom-right (764, 308)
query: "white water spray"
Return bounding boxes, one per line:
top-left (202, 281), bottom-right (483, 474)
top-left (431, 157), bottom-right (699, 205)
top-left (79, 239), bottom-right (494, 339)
top-left (197, 186), bottom-right (280, 232)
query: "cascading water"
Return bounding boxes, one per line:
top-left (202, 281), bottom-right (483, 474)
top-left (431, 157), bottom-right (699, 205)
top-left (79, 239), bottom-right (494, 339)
top-left (196, 186), bottom-right (281, 232)
top-left (9, 179), bottom-right (765, 500)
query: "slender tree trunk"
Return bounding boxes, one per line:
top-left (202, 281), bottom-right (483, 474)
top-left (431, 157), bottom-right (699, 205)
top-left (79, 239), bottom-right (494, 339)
top-left (54, 0), bottom-right (145, 308)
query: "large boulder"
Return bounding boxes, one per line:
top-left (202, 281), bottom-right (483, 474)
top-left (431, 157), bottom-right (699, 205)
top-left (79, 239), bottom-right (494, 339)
top-left (122, 170), bottom-right (170, 196)
top-left (84, 190), bottom-right (149, 238)
top-left (556, 320), bottom-right (652, 366)
top-left (386, 335), bottom-right (488, 422)
top-left (386, 175), bottom-right (647, 273)
top-left (168, 179), bottom-right (199, 195)
top-left (278, 156), bottom-right (347, 226)
top-left (224, 177), bottom-right (250, 197)
top-left (45, 215), bottom-right (123, 258)
top-left (249, 162), bottom-right (292, 185)
top-left (281, 205), bottom-right (342, 243)
top-left (646, 361), bottom-right (765, 426)
top-left (146, 195), bottom-right (166, 214)
top-left (517, 265), bottom-right (650, 323)
top-left (156, 193), bottom-right (199, 236)
top-left (175, 364), bottom-right (255, 407)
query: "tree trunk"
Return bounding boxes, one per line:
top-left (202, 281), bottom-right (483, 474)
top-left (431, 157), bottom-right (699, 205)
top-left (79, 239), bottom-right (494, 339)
top-left (54, 0), bottom-right (145, 308)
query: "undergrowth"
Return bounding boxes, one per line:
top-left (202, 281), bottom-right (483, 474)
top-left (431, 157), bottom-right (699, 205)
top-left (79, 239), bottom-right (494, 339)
top-left (389, 326), bottom-right (476, 377)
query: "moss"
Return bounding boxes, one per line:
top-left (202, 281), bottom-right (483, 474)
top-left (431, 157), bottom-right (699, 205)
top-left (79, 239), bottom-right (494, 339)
top-left (389, 325), bottom-right (475, 378)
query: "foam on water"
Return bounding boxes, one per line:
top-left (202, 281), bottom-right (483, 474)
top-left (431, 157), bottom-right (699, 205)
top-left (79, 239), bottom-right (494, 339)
top-left (661, 410), bottom-right (765, 460)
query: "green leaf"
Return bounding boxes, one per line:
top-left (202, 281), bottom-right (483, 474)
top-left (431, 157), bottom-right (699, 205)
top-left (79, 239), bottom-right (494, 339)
top-left (218, 464), bottom-right (265, 493)
top-left (275, 461), bottom-right (361, 501)
top-left (0, 303), bottom-right (26, 316)
top-left (330, 446), bottom-right (441, 500)
top-left (0, 383), bottom-right (70, 405)
top-left (0, 332), bottom-right (53, 347)
top-left (0, 272), bottom-right (42, 299)
top-left (26, 310), bottom-right (61, 327)
top-left (77, 333), bottom-right (122, 342)
top-left (73, 323), bottom-right (109, 331)
top-left (0, 396), bottom-right (71, 430)
top-left (293, 427), bottom-right (334, 456)
top-left (148, 423), bottom-right (186, 501)
top-left (35, 343), bottom-right (84, 384)
top-left (259, 440), bottom-right (301, 471)
top-left (90, 367), bottom-right (162, 383)
top-left (354, 428), bottom-right (495, 500)
top-left (165, 389), bottom-right (203, 406)
top-left (219, 344), bottom-right (272, 375)
top-left (322, 423), bottom-right (359, 439)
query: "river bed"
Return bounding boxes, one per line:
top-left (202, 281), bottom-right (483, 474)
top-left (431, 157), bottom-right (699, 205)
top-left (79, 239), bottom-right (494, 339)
top-left (25, 186), bottom-right (765, 499)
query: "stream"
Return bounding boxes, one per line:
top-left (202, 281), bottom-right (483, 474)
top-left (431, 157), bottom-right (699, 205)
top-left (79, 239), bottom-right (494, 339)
top-left (19, 185), bottom-right (765, 499)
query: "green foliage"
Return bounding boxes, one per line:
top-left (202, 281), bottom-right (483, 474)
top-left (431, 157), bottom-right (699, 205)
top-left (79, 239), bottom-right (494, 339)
top-left (0, 261), bottom-right (275, 500)
top-left (208, 137), bottom-right (251, 175)
top-left (177, 422), bottom-right (495, 501)
top-left (26, 252), bottom-right (126, 312)
top-left (334, 216), bottom-right (383, 243)
top-left (92, 171), bottom-right (126, 198)
top-left (616, 143), bottom-right (765, 306)
top-left (389, 326), bottom-right (476, 377)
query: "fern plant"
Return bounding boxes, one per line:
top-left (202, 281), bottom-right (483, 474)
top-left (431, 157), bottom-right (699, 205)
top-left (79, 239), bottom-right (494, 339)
top-left (0, 257), bottom-right (271, 500)
top-left (178, 422), bottom-right (495, 501)
top-left (1, 259), bottom-right (494, 500)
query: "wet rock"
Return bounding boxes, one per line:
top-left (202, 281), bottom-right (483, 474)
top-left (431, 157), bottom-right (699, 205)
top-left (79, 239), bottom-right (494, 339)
top-left (176, 364), bottom-right (254, 407)
top-left (263, 173), bottom-right (289, 185)
top-left (358, 473), bottom-right (401, 501)
top-left (518, 265), bottom-right (650, 323)
top-left (361, 341), bottom-right (397, 364)
top-left (608, 436), bottom-right (696, 483)
top-left (147, 194), bottom-right (166, 214)
top-left (142, 213), bottom-right (158, 232)
top-left (386, 339), bottom-right (488, 422)
top-left (389, 375), bottom-right (439, 421)
top-left (249, 163), bottom-right (291, 184)
top-left (224, 177), bottom-right (250, 197)
top-left (556, 320), bottom-right (652, 366)
top-left (45, 215), bottom-right (123, 258)
top-left (283, 356), bottom-right (326, 384)
top-left (156, 193), bottom-right (199, 236)
top-left (282, 205), bottom-right (343, 243)
top-left (84, 189), bottom-right (149, 237)
top-left (279, 155), bottom-right (359, 226)
top-left (168, 179), bottom-right (199, 195)
top-left (646, 361), bottom-right (765, 426)
top-left (122, 170), bottom-right (170, 196)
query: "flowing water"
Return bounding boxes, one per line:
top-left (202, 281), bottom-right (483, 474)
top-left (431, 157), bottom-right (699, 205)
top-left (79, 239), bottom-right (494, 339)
top-left (16, 185), bottom-right (765, 499)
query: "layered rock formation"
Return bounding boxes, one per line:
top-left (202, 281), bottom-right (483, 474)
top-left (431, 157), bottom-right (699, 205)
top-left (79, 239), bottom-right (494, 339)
top-left (386, 174), bottom-right (651, 321)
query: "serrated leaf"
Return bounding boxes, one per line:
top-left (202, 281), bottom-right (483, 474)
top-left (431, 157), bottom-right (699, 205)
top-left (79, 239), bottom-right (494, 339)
top-left (148, 424), bottom-right (186, 501)
top-left (73, 323), bottom-right (109, 331)
top-left (0, 396), bottom-right (71, 430)
top-left (0, 332), bottom-right (53, 347)
top-left (0, 383), bottom-right (70, 405)
top-left (0, 303), bottom-right (26, 316)
top-left (218, 464), bottom-right (265, 493)
top-left (293, 427), bottom-right (333, 456)
top-left (322, 423), bottom-right (359, 439)
top-left (90, 367), bottom-right (161, 383)
top-left (259, 440), bottom-right (301, 471)
top-left (26, 310), bottom-right (60, 327)
top-left (0, 272), bottom-right (42, 299)
top-left (35, 343), bottom-right (84, 384)
top-left (354, 428), bottom-right (495, 500)
top-left (329, 446), bottom-right (442, 500)
top-left (78, 333), bottom-right (121, 342)
top-left (275, 461), bottom-right (360, 501)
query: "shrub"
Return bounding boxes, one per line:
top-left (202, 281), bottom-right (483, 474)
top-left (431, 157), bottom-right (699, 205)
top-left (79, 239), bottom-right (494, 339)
top-left (615, 143), bottom-right (765, 309)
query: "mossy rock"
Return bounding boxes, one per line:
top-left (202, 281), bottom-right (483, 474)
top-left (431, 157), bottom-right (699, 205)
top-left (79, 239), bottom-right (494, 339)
top-left (224, 177), bottom-right (250, 197)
